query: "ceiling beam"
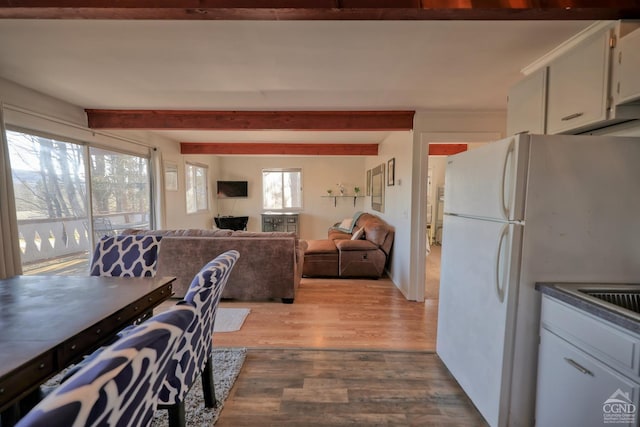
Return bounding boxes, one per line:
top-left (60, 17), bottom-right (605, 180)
top-left (429, 143), bottom-right (467, 155)
top-left (180, 142), bottom-right (378, 156)
top-left (86, 110), bottom-right (414, 131)
top-left (1, 1), bottom-right (638, 20)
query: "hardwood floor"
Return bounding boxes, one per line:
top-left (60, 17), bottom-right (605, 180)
top-left (216, 349), bottom-right (487, 426)
top-left (159, 272), bottom-right (487, 425)
top-left (213, 277), bottom-right (438, 351)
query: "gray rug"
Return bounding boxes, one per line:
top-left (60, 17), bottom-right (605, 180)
top-left (44, 348), bottom-right (247, 426)
top-left (152, 348), bottom-right (246, 426)
top-left (214, 308), bottom-right (251, 333)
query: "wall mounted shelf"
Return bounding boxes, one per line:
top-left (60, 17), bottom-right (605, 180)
top-left (322, 195), bottom-right (364, 207)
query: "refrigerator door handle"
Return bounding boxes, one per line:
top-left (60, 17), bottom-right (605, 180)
top-left (500, 140), bottom-right (515, 221)
top-left (495, 223), bottom-right (509, 303)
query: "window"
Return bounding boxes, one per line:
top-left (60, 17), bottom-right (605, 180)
top-left (90, 147), bottom-right (151, 240)
top-left (6, 129), bottom-right (152, 275)
top-left (185, 163), bottom-right (209, 214)
top-left (262, 168), bottom-right (302, 210)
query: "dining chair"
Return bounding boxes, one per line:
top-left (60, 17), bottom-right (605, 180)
top-left (157, 250), bottom-right (240, 427)
top-left (89, 234), bottom-right (163, 277)
top-left (15, 303), bottom-right (196, 427)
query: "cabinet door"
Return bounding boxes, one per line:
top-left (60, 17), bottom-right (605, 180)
top-left (536, 328), bottom-right (640, 427)
top-left (506, 67), bottom-right (547, 135)
top-left (547, 30), bottom-right (612, 134)
top-left (617, 28), bottom-right (640, 104)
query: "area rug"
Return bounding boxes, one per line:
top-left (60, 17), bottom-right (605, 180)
top-left (214, 308), bottom-right (251, 333)
top-left (152, 348), bottom-right (247, 426)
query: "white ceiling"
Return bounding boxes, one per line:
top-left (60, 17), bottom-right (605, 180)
top-left (0, 19), bottom-right (594, 144)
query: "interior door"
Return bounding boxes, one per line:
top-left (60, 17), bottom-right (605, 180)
top-left (437, 214), bottom-right (523, 427)
top-left (444, 135), bottom-right (528, 222)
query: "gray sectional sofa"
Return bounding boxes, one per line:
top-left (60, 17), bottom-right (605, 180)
top-left (122, 228), bottom-right (307, 303)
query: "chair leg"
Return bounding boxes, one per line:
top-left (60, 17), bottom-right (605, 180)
top-left (166, 401), bottom-right (186, 427)
top-left (201, 355), bottom-right (218, 408)
top-left (1, 404), bottom-right (19, 427)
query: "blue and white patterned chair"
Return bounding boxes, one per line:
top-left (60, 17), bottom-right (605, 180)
top-left (89, 235), bottom-right (163, 277)
top-left (15, 304), bottom-right (196, 427)
top-left (158, 250), bottom-right (240, 427)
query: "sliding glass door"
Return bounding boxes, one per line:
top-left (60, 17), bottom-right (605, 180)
top-left (90, 147), bottom-right (151, 241)
top-left (6, 129), bottom-right (152, 275)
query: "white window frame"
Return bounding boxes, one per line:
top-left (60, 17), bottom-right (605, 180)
top-left (262, 168), bottom-right (303, 211)
top-left (185, 162), bottom-right (209, 214)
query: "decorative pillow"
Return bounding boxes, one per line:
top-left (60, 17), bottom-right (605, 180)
top-left (339, 218), bottom-right (353, 230)
top-left (90, 235), bottom-right (163, 277)
top-left (351, 227), bottom-right (365, 240)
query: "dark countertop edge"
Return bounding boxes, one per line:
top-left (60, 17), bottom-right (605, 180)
top-left (536, 282), bottom-right (640, 335)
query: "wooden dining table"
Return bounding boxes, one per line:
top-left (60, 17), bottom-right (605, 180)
top-left (0, 275), bottom-right (175, 422)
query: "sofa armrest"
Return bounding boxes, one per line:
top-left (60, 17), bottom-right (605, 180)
top-left (334, 239), bottom-right (378, 251)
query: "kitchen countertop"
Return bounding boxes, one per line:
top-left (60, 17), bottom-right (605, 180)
top-left (536, 282), bottom-right (640, 335)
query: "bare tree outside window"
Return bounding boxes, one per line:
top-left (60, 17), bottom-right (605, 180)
top-left (262, 168), bottom-right (302, 210)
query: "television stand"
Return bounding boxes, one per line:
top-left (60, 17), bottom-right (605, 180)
top-left (214, 216), bottom-right (248, 231)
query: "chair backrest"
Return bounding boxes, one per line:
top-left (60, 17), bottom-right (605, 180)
top-left (158, 250), bottom-right (240, 405)
top-left (90, 235), bottom-right (162, 277)
top-left (16, 304), bottom-right (196, 427)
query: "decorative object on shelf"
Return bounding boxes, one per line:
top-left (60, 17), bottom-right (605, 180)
top-left (366, 169), bottom-right (371, 196)
top-left (326, 189), bottom-right (333, 196)
top-left (354, 186), bottom-right (360, 195)
top-left (387, 158), bottom-right (395, 186)
top-left (337, 183), bottom-right (345, 196)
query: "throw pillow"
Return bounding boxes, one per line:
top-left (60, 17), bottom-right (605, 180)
top-left (339, 218), bottom-right (353, 230)
top-left (351, 227), bottom-right (364, 240)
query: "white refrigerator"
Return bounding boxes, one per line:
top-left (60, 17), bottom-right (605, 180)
top-left (436, 134), bottom-right (640, 427)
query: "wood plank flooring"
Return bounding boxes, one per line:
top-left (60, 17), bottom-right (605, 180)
top-left (158, 275), bottom-right (487, 425)
top-left (212, 277), bottom-right (438, 351)
top-left (216, 349), bottom-right (487, 426)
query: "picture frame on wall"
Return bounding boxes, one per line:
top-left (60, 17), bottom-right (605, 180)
top-left (366, 169), bottom-right (372, 196)
top-left (164, 161), bottom-right (178, 191)
top-left (387, 158), bottom-right (395, 186)
top-left (371, 163), bottom-right (385, 213)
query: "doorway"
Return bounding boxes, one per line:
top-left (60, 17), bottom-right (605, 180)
top-left (425, 154), bottom-right (447, 299)
top-left (412, 132), bottom-right (500, 303)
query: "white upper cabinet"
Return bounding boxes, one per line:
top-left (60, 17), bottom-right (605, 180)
top-left (507, 67), bottom-right (547, 136)
top-left (615, 26), bottom-right (640, 105)
top-left (546, 29), bottom-right (612, 134)
top-left (508, 21), bottom-right (640, 136)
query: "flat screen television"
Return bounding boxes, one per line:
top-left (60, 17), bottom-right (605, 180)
top-left (217, 180), bottom-right (248, 198)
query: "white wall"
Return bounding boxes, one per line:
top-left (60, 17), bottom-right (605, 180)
top-left (364, 131), bottom-right (414, 295)
top-left (217, 155), bottom-right (366, 239)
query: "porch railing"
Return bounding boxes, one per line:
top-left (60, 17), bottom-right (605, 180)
top-left (18, 212), bottom-right (150, 265)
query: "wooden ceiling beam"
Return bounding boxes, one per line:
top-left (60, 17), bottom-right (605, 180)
top-left (1, 1), bottom-right (638, 20)
top-left (86, 110), bottom-right (414, 131)
top-left (180, 142), bottom-right (379, 156)
top-left (429, 143), bottom-right (468, 155)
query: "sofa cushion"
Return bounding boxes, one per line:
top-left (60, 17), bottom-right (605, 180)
top-left (122, 228), bottom-right (233, 237)
top-left (305, 239), bottom-right (338, 254)
top-left (360, 220), bottom-right (391, 248)
top-left (328, 229), bottom-right (352, 241)
top-left (334, 239), bottom-right (377, 251)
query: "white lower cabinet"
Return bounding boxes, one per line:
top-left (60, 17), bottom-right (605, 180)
top-left (536, 329), bottom-right (640, 427)
top-left (536, 296), bottom-right (640, 427)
